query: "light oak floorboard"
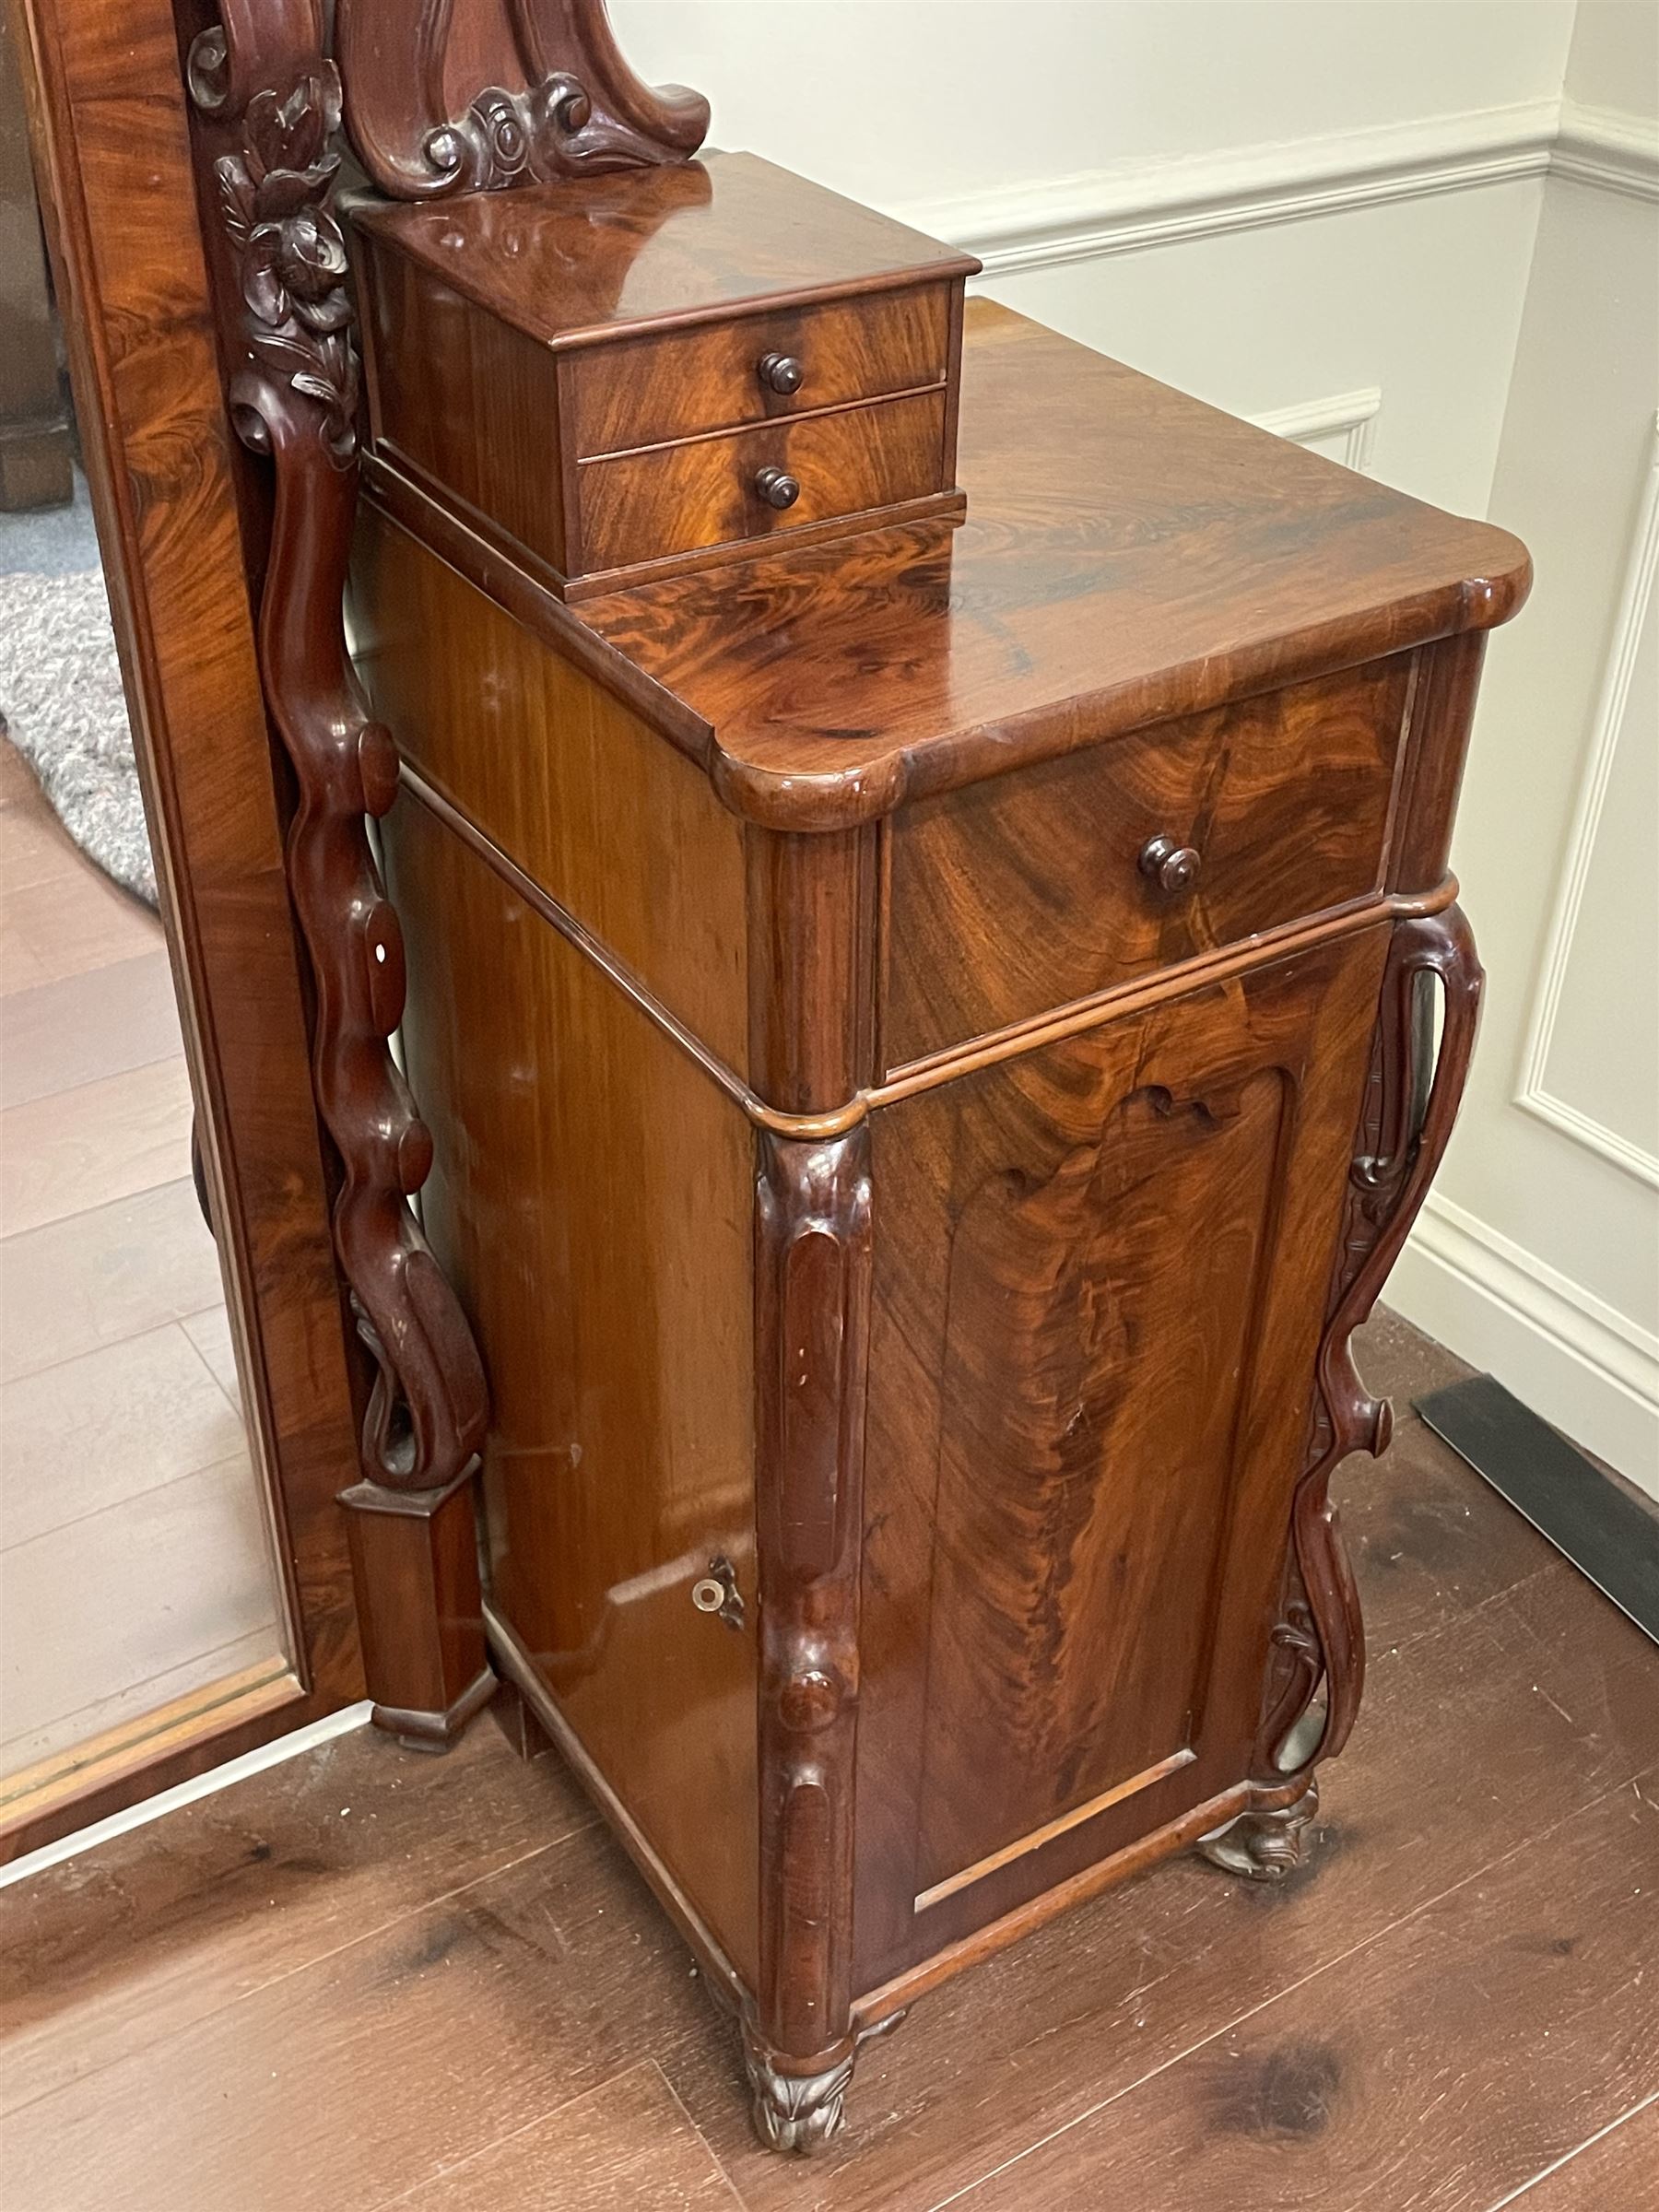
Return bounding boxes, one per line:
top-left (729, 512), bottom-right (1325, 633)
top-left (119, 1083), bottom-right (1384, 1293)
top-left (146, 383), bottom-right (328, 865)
top-left (0, 736), bottom-right (43, 811)
top-left (0, 1450), bottom-right (279, 1759)
top-left (0, 857), bottom-right (160, 994)
top-left (0, 800), bottom-right (89, 896)
top-left (179, 1302), bottom-right (241, 1410)
top-left (0, 950), bottom-right (181, 1112)
top-left (0, 1319), bottom-right (248, 1549)
top-left (0, 1628), bottom-right (282, 1807)
top-left (0, 1056), bottom-right (194, 1239)
top-left (0, 1178), bottom-right (227, 1385)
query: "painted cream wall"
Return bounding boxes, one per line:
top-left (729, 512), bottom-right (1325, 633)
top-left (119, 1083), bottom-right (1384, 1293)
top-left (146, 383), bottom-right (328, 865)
top-left (1387, 0), bottom-right (1659, 1494)
top-left (611, 1), bottom-right (1657, 1487)
top-left (612, 2), bottom-right (1576, 204)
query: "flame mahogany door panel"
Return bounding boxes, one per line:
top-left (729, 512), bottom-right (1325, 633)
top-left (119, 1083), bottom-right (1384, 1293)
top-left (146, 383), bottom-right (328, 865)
top-left (853, 924), bottom-right (1390, 1989)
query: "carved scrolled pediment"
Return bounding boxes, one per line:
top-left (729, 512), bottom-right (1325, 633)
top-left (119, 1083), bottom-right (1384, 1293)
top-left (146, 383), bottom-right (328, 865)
top-left (335, 0), bottom-right (710, 197)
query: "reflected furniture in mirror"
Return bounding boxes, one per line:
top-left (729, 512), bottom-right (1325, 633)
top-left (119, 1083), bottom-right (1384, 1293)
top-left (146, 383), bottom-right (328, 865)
top-left (68, 0), bottom-right (1529, 2153)
top-left (2, 0), bottom-right (372, 1863)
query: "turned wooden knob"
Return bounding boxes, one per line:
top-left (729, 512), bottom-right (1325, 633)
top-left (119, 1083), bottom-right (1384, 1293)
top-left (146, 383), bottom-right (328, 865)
top-left (1138, 833), bottom-right (1202, 894)
top-left (754, 465), bottom-right (800, 510)
top-left (757, 351), bottom-right (805, 394)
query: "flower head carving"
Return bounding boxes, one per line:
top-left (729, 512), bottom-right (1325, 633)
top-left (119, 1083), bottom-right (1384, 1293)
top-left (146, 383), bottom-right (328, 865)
top-left (209, 63), bottom-right (359, 457)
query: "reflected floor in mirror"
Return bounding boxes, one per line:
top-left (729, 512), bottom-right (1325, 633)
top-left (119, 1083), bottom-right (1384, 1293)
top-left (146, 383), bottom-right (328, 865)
top-left (0, 729), bottom-right (284, 1791)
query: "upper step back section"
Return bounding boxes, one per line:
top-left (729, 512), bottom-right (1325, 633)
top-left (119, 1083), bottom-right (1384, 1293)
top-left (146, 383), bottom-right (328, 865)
top-left (350, 152), bottom-right (978, 600)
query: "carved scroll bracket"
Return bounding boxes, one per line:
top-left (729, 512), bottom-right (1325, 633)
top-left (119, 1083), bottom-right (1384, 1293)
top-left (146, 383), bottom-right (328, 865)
top-left (188, 18), bottom-right (487, 1498)
top-left (335, 0), bottom-right (710, 198)
top-left (1260, 905), bottom-right (1484, 1783)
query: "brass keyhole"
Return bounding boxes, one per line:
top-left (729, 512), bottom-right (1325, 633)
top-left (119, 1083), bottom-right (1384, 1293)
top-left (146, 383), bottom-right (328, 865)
top-left (690, 1555), bottom-right (745, 1630)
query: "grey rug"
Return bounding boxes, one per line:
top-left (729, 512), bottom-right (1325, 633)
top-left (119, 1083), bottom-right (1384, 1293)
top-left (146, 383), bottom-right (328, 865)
top-left (0, 565), bottom-right (157, 907)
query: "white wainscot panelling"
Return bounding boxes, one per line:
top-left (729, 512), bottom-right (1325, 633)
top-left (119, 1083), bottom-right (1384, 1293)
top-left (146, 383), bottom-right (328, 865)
top-left (1516, 419), bottom-right (1659, 1189)
top-left (1250, 389), bottom-right (1381, 472)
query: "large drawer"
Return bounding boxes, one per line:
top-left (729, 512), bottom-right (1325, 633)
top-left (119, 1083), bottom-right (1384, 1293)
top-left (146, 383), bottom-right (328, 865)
top-left (882, 655), bottom-right (1411, 1070)
top-left (575, 386), bottom-right (948, 575)
top-left (567, 283), bottom-right (953, 456)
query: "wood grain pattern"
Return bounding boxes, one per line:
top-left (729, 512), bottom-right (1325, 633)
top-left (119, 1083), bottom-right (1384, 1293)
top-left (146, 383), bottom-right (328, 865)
top-left (352, 151), bottom-right (971, 597)
top-left (568, 284), bottom-right (951, 456)
top-left (185, 9), bottom-right (496, 1747)
top-left (351, 504), bottom-right (751, 1075)
top-left (4, 0), bottom-right (366, 1853)
top-left (577, 387), bottom-right (949, 575)
top-left (957, 1782), bottom-right (1659, 2211)
top-left (1503, 2099), bottom-right (1659, 2208)
top-left (3, 1443), bottom-right (1653, 2212)
top-left (353, 153), bottom-right (974, 348)
top-left (884, 654), bottom-right (1409, 1068)
top-left (382, 790), bottom-right (761, 1985)
top-left (853, 927), bottom-right (1390, 1994)
top-left (335, 134), bottom-right (1531, 2154)
top-left (395, 2062), bottom-right (744, 2211)
top-left (580, 303), bottom-right (1530, 831)
top-left (356, 227), bottom-right (580, 573)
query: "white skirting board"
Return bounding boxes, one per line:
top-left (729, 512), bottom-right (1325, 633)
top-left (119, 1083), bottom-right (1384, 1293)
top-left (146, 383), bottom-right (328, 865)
top-left (1389, 1197), bottom-right (1659, 1501)
top-left (0, 1700), bottom-right (374, 1891)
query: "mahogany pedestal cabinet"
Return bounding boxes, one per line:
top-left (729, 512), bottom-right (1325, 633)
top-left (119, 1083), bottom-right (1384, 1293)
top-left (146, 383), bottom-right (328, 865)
top-left (165, 23), bottom-right (1528, 2145)
top-left (343, 156), bottom-right (1529, 2140)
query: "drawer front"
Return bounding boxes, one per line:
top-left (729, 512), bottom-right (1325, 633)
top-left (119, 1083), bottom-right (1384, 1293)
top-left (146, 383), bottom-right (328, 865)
top-left (884, 656), bottom-right (1410, 1070)
top-left (568, 284), bottom-right (952, 456)
top-left (575, 386), bottom-right (948, 575)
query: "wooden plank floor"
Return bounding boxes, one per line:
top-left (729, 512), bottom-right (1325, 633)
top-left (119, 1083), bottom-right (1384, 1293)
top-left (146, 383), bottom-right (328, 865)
top-left (1, 1312), bottom-right (1655, 2211)
top-left (0, 736), bottom-right (284, 1784)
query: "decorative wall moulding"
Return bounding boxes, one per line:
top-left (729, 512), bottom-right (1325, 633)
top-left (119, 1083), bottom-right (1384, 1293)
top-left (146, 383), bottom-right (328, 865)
top-left (891, 100), bottom-right (1563, 276)
top-left (1251, 388), bottom-right (1382, 476)
top-left (894, 96), bottom-right (1657, 280)
top-left (1516, 417), bottom-right (1659, 1192)
top-left (1553, 100), bottom-right (1659, 206)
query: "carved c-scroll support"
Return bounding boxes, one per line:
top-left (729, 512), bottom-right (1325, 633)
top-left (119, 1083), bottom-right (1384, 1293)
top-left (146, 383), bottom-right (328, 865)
top-left (335, 0), bottom-right (710, 198)
top-left (1265, 904), bottom-right (1485, 1784)
top-left (747, 1128), bottom-right (875, 2152)
top-left (188, 12), bottom-right (492, 1743)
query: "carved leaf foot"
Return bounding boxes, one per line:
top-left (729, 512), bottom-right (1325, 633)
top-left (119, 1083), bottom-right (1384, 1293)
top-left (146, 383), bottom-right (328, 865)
top-left (1196, 1777), bottom-right (1321, 1884)
top-left (742, 2034), bottom-right (857, 2156)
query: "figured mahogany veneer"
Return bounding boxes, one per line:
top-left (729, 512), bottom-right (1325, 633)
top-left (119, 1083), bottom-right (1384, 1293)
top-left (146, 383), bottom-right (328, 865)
top-left (351, 151), bottom-right (977, 597)
top-left (885, 653), bottom-right (1411, 1068)
top-left (348, 276), bottom-right (1528, 2154)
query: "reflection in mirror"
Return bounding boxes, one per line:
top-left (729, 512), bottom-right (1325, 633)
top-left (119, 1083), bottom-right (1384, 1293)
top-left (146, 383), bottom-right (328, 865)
top-left (0, 101), bottom-right (291, 1802)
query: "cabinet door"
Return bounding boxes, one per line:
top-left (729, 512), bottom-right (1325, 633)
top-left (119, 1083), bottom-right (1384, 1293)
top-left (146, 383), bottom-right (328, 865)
top-left (853, 926), bottom-right (1388, 1987)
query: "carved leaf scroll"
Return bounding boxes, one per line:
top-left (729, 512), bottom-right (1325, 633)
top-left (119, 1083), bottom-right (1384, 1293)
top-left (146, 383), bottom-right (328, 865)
top-left (188, 8), bottom-right (487, 1493)
top-left (335, 0), bottom-right (710, 198)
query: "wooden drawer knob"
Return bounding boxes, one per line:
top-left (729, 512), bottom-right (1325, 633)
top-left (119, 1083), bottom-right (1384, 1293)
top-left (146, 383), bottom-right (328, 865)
top-left (1139, 833), bottom-right (1202, 894)
top-left (754, 465), bottom-right (801, 511)
top-left (757, 351), bottom-right (805, 395)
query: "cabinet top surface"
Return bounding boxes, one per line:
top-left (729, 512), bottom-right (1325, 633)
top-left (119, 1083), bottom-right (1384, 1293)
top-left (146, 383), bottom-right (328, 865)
top-left (351, 151), bottom-right (977, 348)
top-left (570, 302), bottom-right (1531, 828)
